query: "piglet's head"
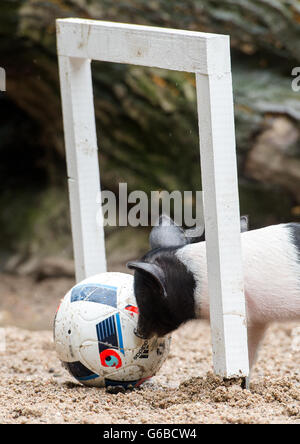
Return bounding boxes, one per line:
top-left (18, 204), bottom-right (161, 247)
top-left (127, 255), bottom-right (196, 339)
top-left (127, 215), bottom-right (197, 339)
top-left (127, 260), bottom-right (169, 339)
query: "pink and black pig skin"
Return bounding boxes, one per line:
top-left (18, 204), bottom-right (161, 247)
top-left (128, 216), bottom-right (300, 372)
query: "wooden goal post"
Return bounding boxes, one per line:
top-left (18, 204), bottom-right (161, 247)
top-left (56, 18), bottom-right (249, 379)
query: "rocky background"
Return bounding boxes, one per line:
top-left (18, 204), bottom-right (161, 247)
top-left (1, 0), bottom-right (300, 274)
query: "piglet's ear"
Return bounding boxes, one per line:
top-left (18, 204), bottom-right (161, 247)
top-left (149, 215), bottom-right (186, 250)
top-left (127, 261), bottom-right (167, 298)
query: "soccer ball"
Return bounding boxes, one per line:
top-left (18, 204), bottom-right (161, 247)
top-left (54, 272), bottom-right (171, 390)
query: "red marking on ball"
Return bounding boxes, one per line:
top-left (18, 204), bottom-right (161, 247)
top-left (125, 305), bottom-right (139, 315)
top-left (100, 349), bottom-right (122, 369)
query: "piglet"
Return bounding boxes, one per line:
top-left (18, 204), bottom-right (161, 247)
top-left (127, 216), bottom-right (300, 370)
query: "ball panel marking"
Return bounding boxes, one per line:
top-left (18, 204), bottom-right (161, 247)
top-left (63, 361), bottom-right (99, 381)
top-left (96, 313), bottom-right (125, 356)
top-left (71, 283), bottom-right (117, 308)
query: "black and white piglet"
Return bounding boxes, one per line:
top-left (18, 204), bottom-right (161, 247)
top-left (128, 216), bottom-right (300, 369)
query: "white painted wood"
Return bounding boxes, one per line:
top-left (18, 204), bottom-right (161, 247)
top-left (56, 19), bottom-right (230, 75)
top-left (0, 67), bottom-right (5, 91)
top-left (56, 18), bottom-right (249, 379)
top-left (196, 72), bottom-right (249, 377)
top-left (58, 55), bottom-right (106, 282)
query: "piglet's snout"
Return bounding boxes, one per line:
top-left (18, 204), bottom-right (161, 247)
top-left (134, 317), bottom-right (153, 340)
top-left (134, 327), bottom-right (148, 340)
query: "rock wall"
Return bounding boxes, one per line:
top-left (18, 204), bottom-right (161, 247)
top-left (1, 0), bottom-right (300, 264)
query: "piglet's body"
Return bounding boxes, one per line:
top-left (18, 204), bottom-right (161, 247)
top-left (177, 224), bottom-right (300, 324)
top-left (177, 224), bottom-right (300, 365)
top-left (128, 222), bottom-right (300, 369)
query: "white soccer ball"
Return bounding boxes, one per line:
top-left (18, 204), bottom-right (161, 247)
top-left (54, 272), bottom-right (171, 390)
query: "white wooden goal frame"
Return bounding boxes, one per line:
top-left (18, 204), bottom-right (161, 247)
top-left (0, 67), bottom-right (5, 92)
top-left (56, 18), bottom-right (249, 379)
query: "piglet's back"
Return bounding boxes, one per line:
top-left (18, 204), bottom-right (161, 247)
top-left (176, 224), bottom-right (300, 325)
top-left (241, 224), bottom-right (300, 324)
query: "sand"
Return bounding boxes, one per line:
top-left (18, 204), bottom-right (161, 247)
top-left (0, 271), bottom-right (299, 424)
top-left (0, 319), bottom-right (299, 424)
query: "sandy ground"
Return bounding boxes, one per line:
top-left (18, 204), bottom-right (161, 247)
top-left (0, 273), bottom-right (299, 424)
top-left (0, 273), bottom-right (75, 331)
